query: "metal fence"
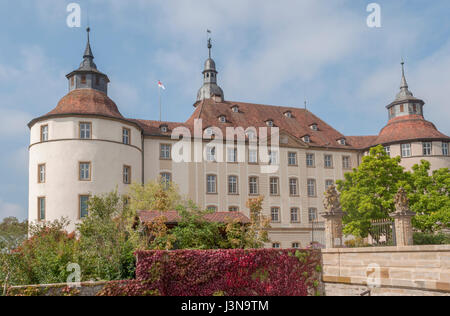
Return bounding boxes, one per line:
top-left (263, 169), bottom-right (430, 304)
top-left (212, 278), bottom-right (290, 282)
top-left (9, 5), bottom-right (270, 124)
top-left (368, 219), bottom-right (396, 246)
top-left (310, 220), bottom-right (326, 248)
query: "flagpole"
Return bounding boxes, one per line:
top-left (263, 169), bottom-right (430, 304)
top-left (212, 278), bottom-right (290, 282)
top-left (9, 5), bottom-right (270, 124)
top-left (159, 85), bottom-right (161, 122)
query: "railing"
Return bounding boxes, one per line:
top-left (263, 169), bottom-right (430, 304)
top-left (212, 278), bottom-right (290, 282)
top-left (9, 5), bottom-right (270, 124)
top-left (368, 219), bottom-right (396, 246)
top-left (310, 220), bottom-right (326, 248)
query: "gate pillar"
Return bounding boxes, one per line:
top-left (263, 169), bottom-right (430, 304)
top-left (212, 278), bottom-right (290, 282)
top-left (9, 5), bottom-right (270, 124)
top-left (389, 188), bottom-right (416, 247)
top-left (320, 186), bottom-right (345, 249)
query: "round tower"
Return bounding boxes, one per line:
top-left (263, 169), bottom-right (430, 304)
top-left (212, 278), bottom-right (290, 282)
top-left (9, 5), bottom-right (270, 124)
top-left (373, 61), bottom-right (450, 170)
top-left (28, 29), bottom-right (143, 231)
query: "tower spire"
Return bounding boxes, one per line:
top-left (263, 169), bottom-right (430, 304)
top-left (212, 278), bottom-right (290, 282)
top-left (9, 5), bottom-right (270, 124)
top-left (396, 59), bottom-right (413, 100)
top-left (83, 27), bottom-right (94, 59)
top-left (196, 30), bottom-right (224, 103)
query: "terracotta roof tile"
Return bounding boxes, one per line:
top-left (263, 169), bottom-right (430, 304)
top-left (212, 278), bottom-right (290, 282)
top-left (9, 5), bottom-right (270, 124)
top-left (138, 210), bottom-right (251, 224)
top-left (46, 89), bottom-right (123, 119)
top-left (374, 115), bottom-right (449, 145)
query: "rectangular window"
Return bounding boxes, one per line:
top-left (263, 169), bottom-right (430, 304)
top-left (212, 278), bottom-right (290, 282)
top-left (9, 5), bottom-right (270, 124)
top-left (80, 75), bottom-right (87, 84)
top-left (123, 128), bottom-right (131, 145)
top-left (79, 162), bottom-right (91, 181)
top-left (160, 172), bottom-right (172, 189)
top-left (401, 144), bottom-right (412, 157)
top-left (249, 149), bottom-right (258, 164)
top-left (270, 177), bottom-right (279, 196)
top-left (307, 179), bottom-right (316, 197)
top-left (227, 147), bottom-right (237, 163)
top-left (206, 146), bottom-right (216, 162)
top-left (207, 206), bottom-right (217, 212)
top-left (342, 156), bottom-right (351, 169)
top-left (324, 155), bottom-right (333, 168)
top-left (306, 153), bottom-right (315, 167)
top-left (289, 178), bottom-right (299, 196)
top-left (38, 164), bottom-right (46, 184)
top-left (229, 206), bottom-right (239, 212)
top-left (325, 180), bottom-right (335, 190)
top-left (80, 122), bottom-right (92, 139)
top-left (292, 243), bottom-right (300, 249)
top-left (40, 125), bottom-right (49, 142)
top-left (308, 208), bottom-right (318, 223)
top-left (160, 144), bottom-right (172, 160)
top-left (272, 243), bottom-right (281, 249)
top-left (271, 207), bottom-right (280, 223)
top-left (384, 146), bottom-right (391, 157)
top-left (79, 195), bottom-right (90, 219)
top-left (38, 197), bottom-right (45, 221)
top-left (290, 208), bottom-right (300, 223)
top-left (249, 177), bottom-right (259, 195)
top-left (443, 142), bottom-right (449, 156)
top-left (123, 165), bottom-right (131, 184)
top-left (228, 176), bottom-right (238, 195)
top-left (207, 175), bottom-right (217, 194)
top-left (423, 142), bottom-right (432, 156)
top-left (288, 152), bottom-right (297, 166)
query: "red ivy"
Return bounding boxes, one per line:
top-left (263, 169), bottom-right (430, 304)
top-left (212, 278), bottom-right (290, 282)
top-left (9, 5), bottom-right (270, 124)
top-left (99, 249), bottom-right (321, 296)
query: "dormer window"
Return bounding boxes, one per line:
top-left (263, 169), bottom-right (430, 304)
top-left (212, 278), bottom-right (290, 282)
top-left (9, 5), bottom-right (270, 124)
top-left (266, 120), bottom-right (274, 127)
top-left (338, 138), bottom-right (346, 146)
top-left (303, 135), bottom-right (311, 143)
top-left (310, 124), bottom-right (318, 131)
top-left (160, 125), bottom-right (169, 133)
top-left (232, 106), bottom-right (239, 113)
top-left (219, 116), bottom-right (227, 123)
top-left (284, 111), bottom-right (292, 118)
top-left (205, 127), bottom-right (214, 136)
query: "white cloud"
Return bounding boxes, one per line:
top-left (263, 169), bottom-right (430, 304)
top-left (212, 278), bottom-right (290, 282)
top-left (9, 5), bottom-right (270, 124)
top-left (0, 199), bottom-right (25, 221)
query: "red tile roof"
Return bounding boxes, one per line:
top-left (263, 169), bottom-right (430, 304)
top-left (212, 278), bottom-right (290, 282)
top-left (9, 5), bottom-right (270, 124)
top-left (138, 210), bottom-right (251, 225)
top-left (184, 99), bottom-right (351, 149)
top-left (46, 89), bottom-right (123, 119)
top-left (374, 115), bottom-right (449, 146)
top-left (346, 135), bottom-right (379, 149)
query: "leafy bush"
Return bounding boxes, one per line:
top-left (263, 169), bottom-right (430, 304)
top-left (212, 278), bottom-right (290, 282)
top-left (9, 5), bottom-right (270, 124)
top-left (413, 232), bottom-right (450, 245)
top-left (110, 249), bottom-right (322, 296)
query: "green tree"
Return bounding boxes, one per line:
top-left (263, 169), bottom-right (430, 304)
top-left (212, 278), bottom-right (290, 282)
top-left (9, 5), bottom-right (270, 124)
top-left (128, 179), bottom-right (182, 213)
top-left (337, 145), bottom-right (409, 238)
top-left (225, 196), bottom-right (271, 249)
top-left (408, 161), bottom-right (450, 232)
top-left (77, 191), bottom-right (147, 281)
top-left (0, 217), bottom-right (28, 294)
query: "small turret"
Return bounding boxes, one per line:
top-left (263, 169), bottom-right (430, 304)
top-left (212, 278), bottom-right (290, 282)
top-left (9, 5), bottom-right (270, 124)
top-left (66, 28), bottom-right (110, 94)
top-left (196, 35), bottom-right (224, 102)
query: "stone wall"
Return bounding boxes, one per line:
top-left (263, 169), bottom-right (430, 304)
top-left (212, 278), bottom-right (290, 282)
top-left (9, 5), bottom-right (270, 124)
top-left (322, 245), bottom-right (450, 296)
top-left (7, 281), bottom-right (108, 296)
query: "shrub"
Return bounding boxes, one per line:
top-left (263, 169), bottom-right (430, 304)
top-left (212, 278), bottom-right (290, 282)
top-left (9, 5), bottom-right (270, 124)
top-left (119, 249), bottom-right (322, 296)
top-left (413, 232), bottom-right (450, 245)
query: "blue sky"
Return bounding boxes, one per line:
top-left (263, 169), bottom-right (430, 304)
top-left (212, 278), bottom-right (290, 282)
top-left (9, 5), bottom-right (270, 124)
top-left (0, 0), bottom-right (449, 220)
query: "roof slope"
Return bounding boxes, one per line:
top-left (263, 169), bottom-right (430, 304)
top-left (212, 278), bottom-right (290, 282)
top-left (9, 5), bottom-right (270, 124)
top-left (46, 89), bottom-right (123, 119)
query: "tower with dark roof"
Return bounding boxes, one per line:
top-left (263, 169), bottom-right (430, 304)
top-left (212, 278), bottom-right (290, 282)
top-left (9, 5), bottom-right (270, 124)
top-left (65, 28), bottom-right (110, 94)
top-left (196, 37), bottom-right (224, 103)
top-left (386, 61), bottom-right (425, 121)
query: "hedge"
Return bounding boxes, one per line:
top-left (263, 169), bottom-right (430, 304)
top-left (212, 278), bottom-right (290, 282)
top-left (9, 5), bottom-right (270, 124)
top-left (98, 249), bottom-right (322, 296)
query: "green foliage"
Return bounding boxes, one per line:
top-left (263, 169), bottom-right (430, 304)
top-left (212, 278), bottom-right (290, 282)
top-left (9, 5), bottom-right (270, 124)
top-left (170, 204), bottom-right (225, 250)
top-left (76, 191), bottom-right (148, 281)
top-left (413, 232), bottom-right (450, 245)
top-left (337, 145), bottom-right (450, 238)
top-left (337, 145), bottom-right (408, 238)
top-left (128, 180), bottom-right (182, 213)
top-left (408, 161), bottom-right (450, 232)
top-left (2, 219), bottom-right (78, 288)
top-left (0, 217), bottom-right (28, 251)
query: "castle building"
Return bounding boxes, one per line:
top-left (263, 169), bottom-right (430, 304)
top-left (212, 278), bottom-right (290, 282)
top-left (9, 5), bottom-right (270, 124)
top-left (28, 30), bottom-right (450, 247)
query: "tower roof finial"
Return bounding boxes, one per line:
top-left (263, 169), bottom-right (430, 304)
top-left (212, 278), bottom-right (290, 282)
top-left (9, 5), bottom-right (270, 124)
top-left (83, 27), bottom-right (94, 59)
top-left (396, 58), bottom-right (413, 100)
top-left (207, 29), bottom-right (212, 59)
